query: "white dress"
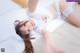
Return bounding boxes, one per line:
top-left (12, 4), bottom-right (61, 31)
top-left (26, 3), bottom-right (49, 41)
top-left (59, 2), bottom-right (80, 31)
top-left (27, 0), bottom-right (65, 40)
top-left (27, 0), bottom-right (75, 34)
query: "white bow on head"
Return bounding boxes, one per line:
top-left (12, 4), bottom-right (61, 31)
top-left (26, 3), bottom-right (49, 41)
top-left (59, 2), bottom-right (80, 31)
top-left (14, 20), bottom-right (20, 26)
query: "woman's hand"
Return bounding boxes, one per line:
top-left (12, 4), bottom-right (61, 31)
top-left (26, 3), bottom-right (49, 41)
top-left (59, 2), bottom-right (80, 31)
top-left (43, 38), bottom-right (65, 53)
top-left (41, 29), bottom-right (65, 53)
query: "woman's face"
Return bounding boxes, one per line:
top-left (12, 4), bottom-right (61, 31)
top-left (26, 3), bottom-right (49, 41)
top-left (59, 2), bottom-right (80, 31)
top-left (19, 20), bottom-right (35, 35)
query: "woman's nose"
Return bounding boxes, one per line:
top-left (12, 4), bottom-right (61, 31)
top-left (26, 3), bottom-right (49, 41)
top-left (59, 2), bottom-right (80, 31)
top-left (29, 27), bottom-right (33, 32)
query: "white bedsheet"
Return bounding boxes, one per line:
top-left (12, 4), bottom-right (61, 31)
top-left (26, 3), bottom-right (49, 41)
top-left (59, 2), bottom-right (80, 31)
top-left (0, 0), bottom-right (21, 16)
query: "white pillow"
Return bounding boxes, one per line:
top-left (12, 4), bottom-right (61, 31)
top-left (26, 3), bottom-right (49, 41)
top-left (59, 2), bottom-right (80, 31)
top-left (0, 8), bottom-right (29, 41)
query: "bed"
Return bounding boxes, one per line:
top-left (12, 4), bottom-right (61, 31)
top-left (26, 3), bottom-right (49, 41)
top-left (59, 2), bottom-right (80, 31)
top-left (0, 0), bottom-right (80, 53)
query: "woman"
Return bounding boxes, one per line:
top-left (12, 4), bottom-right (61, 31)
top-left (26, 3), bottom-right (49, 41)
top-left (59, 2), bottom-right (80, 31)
top-left (15, 20), bottom-right (34, 53)
top-left (27, 2), bottom-right (80, 53)
top-left (13, 0), bottom-right (80, 53)
top-left (14, 16), bottom-right (65, 53)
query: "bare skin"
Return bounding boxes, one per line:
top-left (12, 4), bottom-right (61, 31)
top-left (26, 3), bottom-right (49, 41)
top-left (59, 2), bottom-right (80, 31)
top-left (60, 0), bottom-right (80, 27)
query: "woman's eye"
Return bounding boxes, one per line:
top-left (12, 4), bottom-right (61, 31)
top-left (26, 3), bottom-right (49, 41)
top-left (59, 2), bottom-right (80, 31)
top-left (28, 30), bottom-right (29, 32)
top-left (24, 24), bottom-right (26, 26)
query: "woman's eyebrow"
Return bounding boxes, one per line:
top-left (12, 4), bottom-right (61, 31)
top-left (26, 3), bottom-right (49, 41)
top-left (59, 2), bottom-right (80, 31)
top-left (22, 21), bottom-right (28, 25)
top-left (20, 21), bottom-right (28, 26)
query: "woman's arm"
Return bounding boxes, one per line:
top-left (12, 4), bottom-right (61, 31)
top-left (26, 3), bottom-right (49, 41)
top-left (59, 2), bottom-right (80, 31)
top-left (41, 29), bottom-right (52, 40)
top-left (28, 0), bottom-right (39, 12)
top-left (12, 0), bottom-right (39, 12)
top-left (65, 11), bottom-right (80, 27)
top-left (41, 29), bottom-right (64, 53)
top-left (60, 0), bottom-right (80, 27)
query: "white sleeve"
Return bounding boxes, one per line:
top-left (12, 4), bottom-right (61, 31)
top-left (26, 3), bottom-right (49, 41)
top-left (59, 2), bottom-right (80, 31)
top-left (62, 2), bottom-right (75, 17)
top-left (26, 10), bottom-right (34, 17)
top-left (35, 25), bottom-right (45, 34)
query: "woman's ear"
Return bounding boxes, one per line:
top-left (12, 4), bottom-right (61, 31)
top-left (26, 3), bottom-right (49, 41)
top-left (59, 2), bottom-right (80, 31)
top-left (12, 0), bottom-right (28, 8)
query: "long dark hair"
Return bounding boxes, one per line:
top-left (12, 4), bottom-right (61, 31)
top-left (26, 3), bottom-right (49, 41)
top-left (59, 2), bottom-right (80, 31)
top-left (15, 21), bottom-right (34, 53)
